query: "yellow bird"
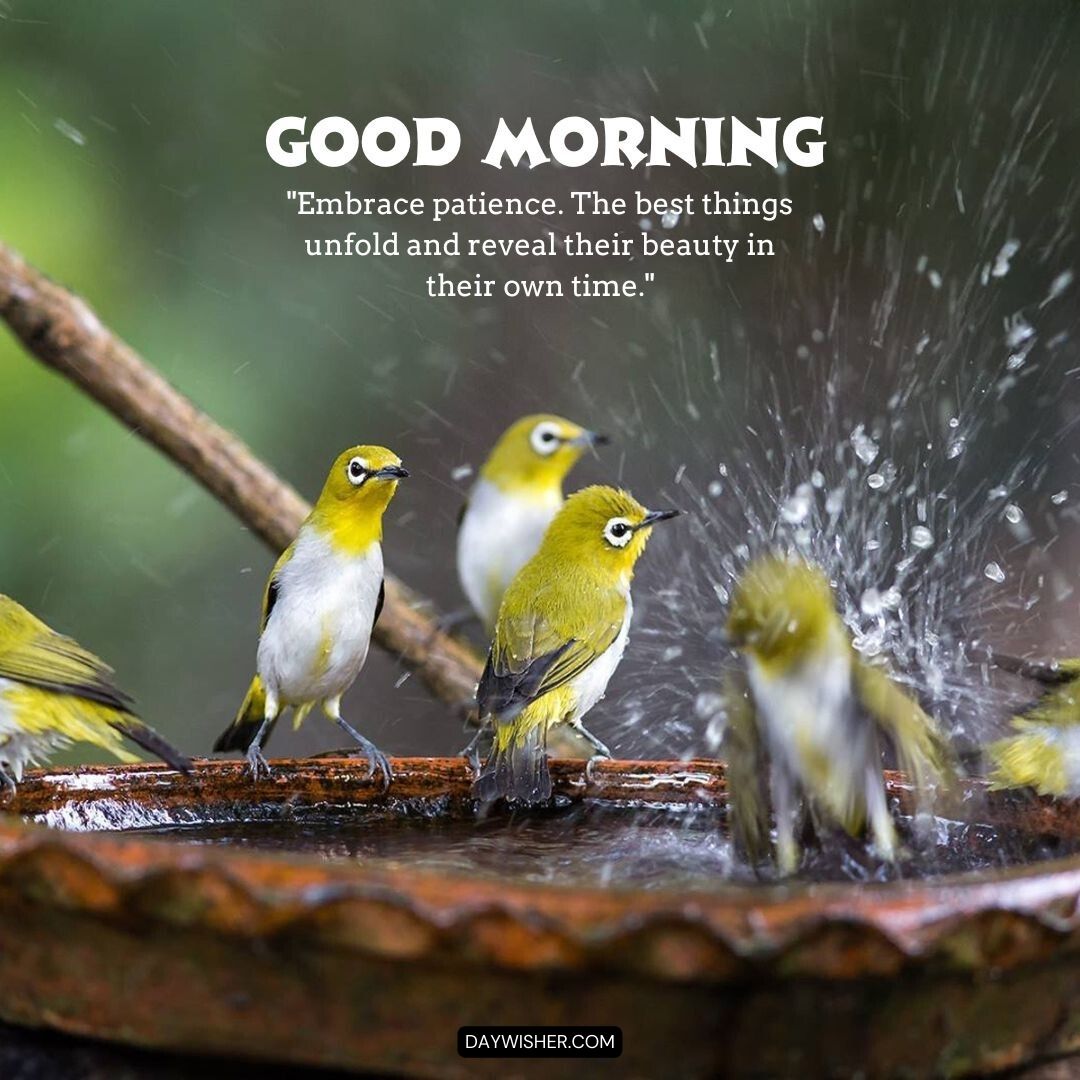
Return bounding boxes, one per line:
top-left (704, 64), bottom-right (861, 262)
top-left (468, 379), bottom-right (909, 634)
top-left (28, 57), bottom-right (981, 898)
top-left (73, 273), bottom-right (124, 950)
top-left (472, 485), bottom-right (680, 804)
top-left (457, 414), bottom-right (607, 634)
top-left (214, 445), bottom-right (408, 784)
top-left (988, 656), bottom-right (1080, 795)
top-left (724, 554), bottom-right (953, 874)
top-left (0, 595), bottom-right (191, 787)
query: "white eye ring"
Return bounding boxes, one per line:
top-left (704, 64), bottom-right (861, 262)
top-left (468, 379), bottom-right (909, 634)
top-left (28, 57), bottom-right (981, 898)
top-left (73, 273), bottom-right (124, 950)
top-left (530, 421), bottom-right (563, 456)
top-left (346, 457), bottom-right (368, 486)
top-left (604, 517), bottom-right (634, 548)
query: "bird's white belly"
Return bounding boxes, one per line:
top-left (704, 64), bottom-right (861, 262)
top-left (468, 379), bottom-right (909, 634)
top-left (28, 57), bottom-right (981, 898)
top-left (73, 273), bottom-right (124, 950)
top-left (457, 479), bottom-right (562, 629)
top-left (748, 638), bottom-right (853, 778)
top-left (257, 532), bottom-right (383, 707)
top-left (568, 601), bottom-right (632, 722)
top-left (0, 679), bottom-right (67, 780)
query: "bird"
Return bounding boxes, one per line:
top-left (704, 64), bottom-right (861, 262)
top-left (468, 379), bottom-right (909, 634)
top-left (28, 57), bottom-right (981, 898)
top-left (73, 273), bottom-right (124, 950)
top-left (0, 595), bottom-right (191, 788)
top-left (723, 554), bottom-right (953, 875)
top-left (213, 445), bottom-right (408, 785)
top-left (471, 485), bottom-right (680, 804)
top-left (988, 656), bottom-right (1080, 795)
top-left (456, 414), bottom-right (607, 634)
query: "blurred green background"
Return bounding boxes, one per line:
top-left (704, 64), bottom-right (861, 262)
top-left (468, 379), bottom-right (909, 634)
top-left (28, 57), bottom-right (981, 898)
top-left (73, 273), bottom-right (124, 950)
top-left (1, 0), bottom-right (1078, 763)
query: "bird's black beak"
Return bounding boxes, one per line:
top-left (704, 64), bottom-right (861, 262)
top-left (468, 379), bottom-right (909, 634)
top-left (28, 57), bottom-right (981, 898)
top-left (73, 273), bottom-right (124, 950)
top-left (568, 430), bottom-right (610, 449)
top-left (373, 464), bottom-right (409, 480)
top-left (636, 508), bottom-right (682, 530)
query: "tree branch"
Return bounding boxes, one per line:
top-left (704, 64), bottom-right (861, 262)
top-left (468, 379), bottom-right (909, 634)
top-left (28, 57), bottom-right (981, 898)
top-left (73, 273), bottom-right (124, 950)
top-left (0, 240), bottom-right (482, 719)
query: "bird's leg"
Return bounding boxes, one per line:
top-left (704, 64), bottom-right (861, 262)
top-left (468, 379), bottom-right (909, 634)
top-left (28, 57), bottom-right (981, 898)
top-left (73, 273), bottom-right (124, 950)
top-left (573, 722), bottom-right (613, 784)
top-left (770, 761), bottom-right (799, 876)
top-left (244, 690), bottom-right (278, 780)
top-left (0, 764), bottom-right (15, 798)
top-left (458, 721), bottom-right (491, 776)
top-left (865, 763), bottom-right (898, 862)
top-left (324, 697), bottom-right (392, 790)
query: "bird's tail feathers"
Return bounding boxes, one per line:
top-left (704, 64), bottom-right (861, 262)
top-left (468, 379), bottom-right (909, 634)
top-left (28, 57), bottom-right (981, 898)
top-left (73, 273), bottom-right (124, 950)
top-left (214, 675), bottom-right (271, 753)
top-left (473, 722), bottom-right (551, 804)
top-left (114, 717), bottom-right (193, 774)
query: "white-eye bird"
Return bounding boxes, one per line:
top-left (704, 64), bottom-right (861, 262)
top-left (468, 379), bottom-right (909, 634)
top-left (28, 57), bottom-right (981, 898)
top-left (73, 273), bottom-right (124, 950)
top-left (0, 595), bottom-right (191, 788)
top-left (472, 485), bottom-right (680, 804)
top-left (457, 414), bottom-right (607, 634)
top-left (213, 445), bottom-right (408, 785)
top-left (988, 657), bottom-right (1080, 795)
top-left (723, 554), bottom-right (952, 875)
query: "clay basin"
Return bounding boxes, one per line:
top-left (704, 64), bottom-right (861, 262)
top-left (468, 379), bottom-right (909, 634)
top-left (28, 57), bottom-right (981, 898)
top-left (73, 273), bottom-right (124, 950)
top-left (2, 758), bottom-right (1080, 1077)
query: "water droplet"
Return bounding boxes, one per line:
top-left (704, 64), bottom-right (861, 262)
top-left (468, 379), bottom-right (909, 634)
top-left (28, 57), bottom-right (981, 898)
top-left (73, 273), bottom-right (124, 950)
top-left (450, 464), bottom-right (473, 482)
top-left (661, 209), bottom-right (680, 229)
top-left (992, 239), bottom-right (1021, 278)
top-left (867, 473), bottom-right (885, 490)
top-left (984, 561), bottom-right (1006, 583)
top-left (850, 424), bottom-right (879, 466)
top-left (860, 588), bottom-right (882, 616)
top-left (781, 483), bottom-right (814, 524)
top-left (928, 270), bottom-right (943, 289)
top-left (707, 480), bottom-right (724, 498)
top-left (694, 692), bottom-right (725, 720)
top-left (53, 118), bottom-right (87, 146)
top-left (639, 217), bottom-right (653, 232)
top-left (1004, 503), bottom-right (1023, 524)
top-left (946, 437), bottom-right (966, 460)
top-left (810, 470), bottom-right (825, 489)
top-left (812, 213), bottom-right (825, 234)
top-left (1052, 490), bottom-right (1068, 505)
top-left (1048, 269), bottom-right (1074, 300)
top-left (910, 525), bottom-right (934, 550)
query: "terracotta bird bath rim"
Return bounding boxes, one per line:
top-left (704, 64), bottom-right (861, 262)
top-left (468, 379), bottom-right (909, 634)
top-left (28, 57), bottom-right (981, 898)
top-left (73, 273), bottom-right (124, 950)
top-left (2, 756), bottom-right (1080, 1077)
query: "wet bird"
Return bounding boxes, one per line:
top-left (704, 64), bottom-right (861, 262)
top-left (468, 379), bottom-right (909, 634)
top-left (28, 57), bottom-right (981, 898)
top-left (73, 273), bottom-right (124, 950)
top-left (0, 595), bottom-right (191, 788)
top-left (988, 655), bottom-right (1080, 795)
top-left (471, 485), bottom-right (680, 804)
top-left (457, 414), bottom-right (607, 634)
top-left (723, 554), bottom-right (952, 875)
top-left (214, 445), bottom-right (408, 785)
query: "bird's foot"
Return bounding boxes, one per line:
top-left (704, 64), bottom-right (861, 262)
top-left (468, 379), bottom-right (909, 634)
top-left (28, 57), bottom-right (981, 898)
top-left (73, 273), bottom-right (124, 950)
top-left (358, 737), bottom-right (393, 791)
top-left (458, 724), bottom-right (491, 778)
top-left (584, 751), bottom-right (612, 786)
top-left (245, 744), bottom-right (271, 780)
top-left (335, 719), bottom-right (392, 791)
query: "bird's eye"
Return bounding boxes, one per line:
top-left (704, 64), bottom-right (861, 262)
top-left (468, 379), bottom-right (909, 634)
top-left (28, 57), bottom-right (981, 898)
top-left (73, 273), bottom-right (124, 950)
top-left (530, 422), bottom-right (563, 456)
top-left (347, 457), bottom-right (368, 486)
top-left (603, 517), bottom-right (634, 548)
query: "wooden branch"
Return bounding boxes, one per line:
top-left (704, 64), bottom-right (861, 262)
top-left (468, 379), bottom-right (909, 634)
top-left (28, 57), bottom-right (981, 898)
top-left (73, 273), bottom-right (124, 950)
top-left (0, 240), bottom-right (482, 718)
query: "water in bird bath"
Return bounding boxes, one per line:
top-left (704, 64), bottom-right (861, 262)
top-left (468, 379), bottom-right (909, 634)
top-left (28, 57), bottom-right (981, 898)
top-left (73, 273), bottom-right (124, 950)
top-left (129, 795), bottom-right (1080, 887)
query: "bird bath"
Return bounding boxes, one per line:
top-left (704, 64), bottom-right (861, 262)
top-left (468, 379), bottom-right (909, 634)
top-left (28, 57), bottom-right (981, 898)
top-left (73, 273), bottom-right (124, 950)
top-left (2, 757), bottom-right (1080, 1077)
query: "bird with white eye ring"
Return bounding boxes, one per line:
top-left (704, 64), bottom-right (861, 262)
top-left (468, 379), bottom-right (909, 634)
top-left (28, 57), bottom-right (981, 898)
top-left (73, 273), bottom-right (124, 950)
top-left (214, 444), bottom-right (408, 786)
top-left (469, 485), bottom-right (681, 805)
top-left (456, 414), bottom-right (608, 637)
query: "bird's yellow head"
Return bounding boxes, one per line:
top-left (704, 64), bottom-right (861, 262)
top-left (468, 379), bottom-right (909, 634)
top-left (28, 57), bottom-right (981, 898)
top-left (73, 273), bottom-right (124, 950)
top-left (311, 444), bottom-right (408, 553)
top-left (537, 485), bottom-right (681, 584)
top-left (480, 414), bottom-right (607, 495)
top-left (726, 554), bottom-right (839, 670)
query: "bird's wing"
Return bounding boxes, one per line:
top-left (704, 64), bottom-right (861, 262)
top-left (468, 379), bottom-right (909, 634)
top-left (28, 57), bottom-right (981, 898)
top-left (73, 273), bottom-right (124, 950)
top-left (988, 652), bottom-right (1080, 686)
top-left (373, 580), bottom-right (386, 628)
top-left (0, 602), bottom-right (134, 711)
top-left (261, 543), bottom-right (294, 631)
top-left (477, 586), bottom-right (625, 721)
top-left (852, 656), bottom-right (953, 790)
top-left (721, 671), bottom-right (770, 861)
